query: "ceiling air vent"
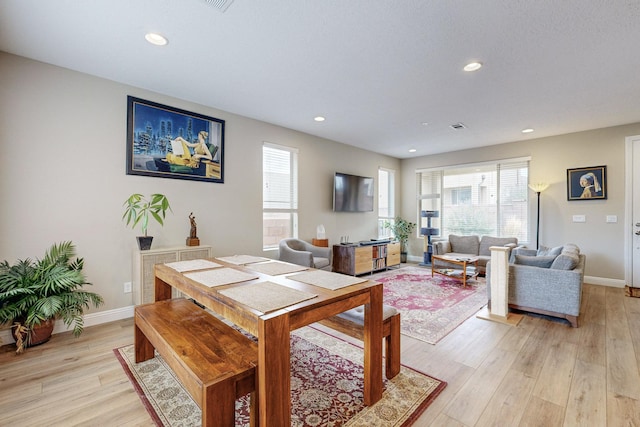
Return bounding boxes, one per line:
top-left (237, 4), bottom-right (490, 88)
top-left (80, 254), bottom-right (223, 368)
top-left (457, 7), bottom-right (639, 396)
top-left (202, 0), bottom-right (234, 12)
top-left (450, 123), bottom-right (467, 130)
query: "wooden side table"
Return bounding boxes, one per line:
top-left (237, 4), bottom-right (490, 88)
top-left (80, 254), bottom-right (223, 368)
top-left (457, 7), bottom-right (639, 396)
top-left (312, 238), bottom-right (329, 247)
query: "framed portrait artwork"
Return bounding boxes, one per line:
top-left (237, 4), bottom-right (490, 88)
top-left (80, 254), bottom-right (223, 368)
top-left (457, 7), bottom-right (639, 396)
top-left (126, 96), bottom-right (225, 183)
top-left (567, 165), bottom-right (606, 201)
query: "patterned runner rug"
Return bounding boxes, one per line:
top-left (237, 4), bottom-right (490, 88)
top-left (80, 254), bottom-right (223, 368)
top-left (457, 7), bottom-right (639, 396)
top-left (115, 326), bottom-right (446, 426)
top-left (371, 266), bottom-right (487, 344)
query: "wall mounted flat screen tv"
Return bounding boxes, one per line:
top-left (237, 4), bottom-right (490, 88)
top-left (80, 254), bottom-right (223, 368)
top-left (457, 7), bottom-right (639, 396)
top-left (333, 172), bottom-right (374, 212)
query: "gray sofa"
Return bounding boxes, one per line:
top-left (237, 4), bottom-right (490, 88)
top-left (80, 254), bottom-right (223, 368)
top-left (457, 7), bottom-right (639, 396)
top-left (487, 244), bottom-right (585, 327)
top-left (432, 234), bottom-right (519, 275)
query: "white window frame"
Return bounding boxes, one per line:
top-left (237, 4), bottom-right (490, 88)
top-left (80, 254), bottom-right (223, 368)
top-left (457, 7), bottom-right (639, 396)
top-left (416, 156), bottom-right (531, 243)
top-left (262, 142), bottom-right (299, 251)
top-left (378, 167), bottom-right (395, 238)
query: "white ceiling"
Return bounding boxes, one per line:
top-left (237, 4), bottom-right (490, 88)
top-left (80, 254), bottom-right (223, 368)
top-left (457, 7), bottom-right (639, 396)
top-left (2, 0), bottom-right (639, 159)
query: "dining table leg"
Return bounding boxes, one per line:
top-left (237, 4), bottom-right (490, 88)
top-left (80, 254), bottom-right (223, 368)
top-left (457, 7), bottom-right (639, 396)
top-left (154, 276), bottom-right (172, 301)
top-left (363, 284), bottom-right (384, 406)
top-left (258, 312), bottom-right (291, 426)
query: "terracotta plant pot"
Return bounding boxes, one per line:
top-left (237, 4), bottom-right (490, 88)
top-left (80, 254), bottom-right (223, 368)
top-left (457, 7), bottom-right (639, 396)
top-left (13, 318), bottom-right (55, 349)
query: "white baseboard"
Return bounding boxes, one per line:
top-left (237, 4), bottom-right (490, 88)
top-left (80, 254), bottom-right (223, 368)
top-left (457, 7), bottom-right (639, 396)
top-left (1, 305), bottom-right (135, 346)
top-left (584, 275), bottom-right (626, 288)
top-left (0, 273), bottom-right (626, 345)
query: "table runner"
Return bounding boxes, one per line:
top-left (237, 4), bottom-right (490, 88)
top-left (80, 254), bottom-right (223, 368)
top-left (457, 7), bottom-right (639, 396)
top-left (219, 281), bottom-right (317, 313)
top-left (215, 255), bottom-right (270, 265)
top-left (287, 269), bottom-right (368, 290)
top-left (164, 259), bottom-right (222, 273)
top-left (246, 261), bottom-right (309, 276)
top-left (184, 268), bottom-right (259, 288)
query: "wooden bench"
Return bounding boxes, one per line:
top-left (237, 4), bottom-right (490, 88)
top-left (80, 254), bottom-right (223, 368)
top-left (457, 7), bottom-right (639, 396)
top-left (134, 298), bottom-right (258, 427)
top-left (318, 305), bottom-right (401, 379)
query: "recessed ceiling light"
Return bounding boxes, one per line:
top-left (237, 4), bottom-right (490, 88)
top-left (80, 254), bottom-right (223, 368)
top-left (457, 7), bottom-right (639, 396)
top-left (145, 33), bottom-right (168, 46)
top-left (421, 122), bottom-right (429, 126)
top-left (522, 128), bottom-right (534, 134)
top-left (409, 148), bottom-right (417, 153)
top-left (463, 62), bottom-right (483, 72)
top-left (314, 116), bottom-right (325, 122)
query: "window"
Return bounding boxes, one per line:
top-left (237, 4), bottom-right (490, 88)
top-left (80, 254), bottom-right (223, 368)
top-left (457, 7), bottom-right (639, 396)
top-left (416, 158), bottom-right (530, 243)
top-left (378, 168), bottom-right (395, 238)
top-left (263, 143), bottom-right (298, 250)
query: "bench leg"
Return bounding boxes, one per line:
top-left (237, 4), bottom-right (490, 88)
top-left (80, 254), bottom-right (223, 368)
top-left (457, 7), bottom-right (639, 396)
top-left (385, 314), bottom-right (401, 379)
top-left (249, 390), bottom-right (258, 427)
top-left (203, 381), bottom-right (235, 427)
top-left (134, 322), bottom-right (155, 363)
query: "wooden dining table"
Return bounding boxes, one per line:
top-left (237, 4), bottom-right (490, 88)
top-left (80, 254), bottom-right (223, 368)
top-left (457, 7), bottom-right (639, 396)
top-left (153, 257), bottom-right (384, 427)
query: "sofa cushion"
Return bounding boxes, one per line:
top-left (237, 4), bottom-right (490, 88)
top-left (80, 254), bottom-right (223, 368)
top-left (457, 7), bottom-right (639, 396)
top-left (551, 252), bottom-right (580, 270)
top-left (537, 245), bottom-right (563, 257)
top-left (449, 235), bottom-right (480, 255)
top-left (514, 254), bottom-right (556, 268)
top-left (479, 236), bottom-right (518, 256)
top-left (509, 247), bottom-right (537, 263)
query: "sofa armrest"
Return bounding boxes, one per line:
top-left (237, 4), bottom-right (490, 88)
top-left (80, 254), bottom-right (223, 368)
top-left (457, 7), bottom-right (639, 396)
top-left (487, 256), bottom-right (585, 317)
top-left (279, 246), bottom-right (313, 267)
top-left (432, 240), bottom-right (451, 255)
top-left (306, 244), bottom-right (331, 260)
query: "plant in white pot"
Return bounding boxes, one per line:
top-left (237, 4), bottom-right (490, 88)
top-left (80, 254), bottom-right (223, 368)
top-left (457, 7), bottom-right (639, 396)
top-left (123, 193), bottom-right (172, 250)
top-left (384, 216), bottom-right (417, 262)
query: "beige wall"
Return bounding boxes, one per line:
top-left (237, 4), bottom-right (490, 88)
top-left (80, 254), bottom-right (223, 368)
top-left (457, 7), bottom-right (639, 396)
top-left (401, 123), bottom-right (640, 282)
top-left (2, 51), bottom-right (638, 319)
top-left (0, 52), bottom-right (400, 313)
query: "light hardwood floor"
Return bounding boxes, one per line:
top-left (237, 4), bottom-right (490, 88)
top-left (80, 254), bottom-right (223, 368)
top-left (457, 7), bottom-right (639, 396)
top-left (1, 283), bottom-right (639, 426)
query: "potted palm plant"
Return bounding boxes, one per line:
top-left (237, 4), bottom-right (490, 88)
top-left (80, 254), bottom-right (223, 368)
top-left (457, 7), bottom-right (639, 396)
top-left (384, 216), bottom-right (417, 262)
top-left (122, 193), bottom-right (172, 250)
top-left (0, 241), bottom-right (104, 353)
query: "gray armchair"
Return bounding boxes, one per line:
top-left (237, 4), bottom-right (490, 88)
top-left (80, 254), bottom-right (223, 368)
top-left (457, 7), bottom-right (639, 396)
top-left (278, 238), bottom-right (331, 270)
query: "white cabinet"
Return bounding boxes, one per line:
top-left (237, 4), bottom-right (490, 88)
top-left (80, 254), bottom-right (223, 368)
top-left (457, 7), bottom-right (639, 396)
top-left (132, 245), bottom-right (212, 305)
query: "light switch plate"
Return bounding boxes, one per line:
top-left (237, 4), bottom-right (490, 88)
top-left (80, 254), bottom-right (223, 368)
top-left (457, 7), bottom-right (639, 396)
top-left (573, 215), bottom-right (586, 223)
top-left (606, 215), bottom-right (617, 223)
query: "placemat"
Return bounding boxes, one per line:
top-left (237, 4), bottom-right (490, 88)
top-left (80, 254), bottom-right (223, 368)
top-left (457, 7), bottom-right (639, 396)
top-left (164, 259), bottom-right (222, 272)
top-left (184, 268), bottom-right (259, 288)
top-left (246, 261), bottom-right (309, 276)
top-left (287, 270), bottom-right (368, 290)
top-left (219, 281), bottom-right (317, 313)
top-left (215, 255), bottom-right (270, 265)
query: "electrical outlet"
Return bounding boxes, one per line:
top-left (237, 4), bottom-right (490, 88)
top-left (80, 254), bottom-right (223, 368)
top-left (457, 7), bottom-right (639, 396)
top-left (124, 281), bottom-right (132, 293)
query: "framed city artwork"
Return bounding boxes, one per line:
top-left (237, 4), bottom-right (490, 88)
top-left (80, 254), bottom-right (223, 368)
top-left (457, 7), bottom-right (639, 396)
top-left (567, 165), bottom-right (606, 201)
top-left (126, 96), bottom-right (225, 183)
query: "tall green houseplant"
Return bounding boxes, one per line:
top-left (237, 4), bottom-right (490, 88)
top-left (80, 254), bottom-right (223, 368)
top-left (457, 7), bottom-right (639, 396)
top-left (0, 241), bottom-right (104, 353)
top-left (384, 216), bottom-right (417, 260)
top-left (122, 193), bottom-right (172, 250)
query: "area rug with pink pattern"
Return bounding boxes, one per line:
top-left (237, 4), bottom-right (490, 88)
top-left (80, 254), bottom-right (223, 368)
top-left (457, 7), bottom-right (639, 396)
top-left (115, 326), bottom-right (446, 426)
top-left (371, 266), bottom-right (487, 344)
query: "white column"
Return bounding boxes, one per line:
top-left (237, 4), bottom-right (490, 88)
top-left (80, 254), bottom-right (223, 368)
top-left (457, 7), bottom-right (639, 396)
top-left (476, 246), bottom-right (523, 326)
top-left (489, 246), bottom-right (510, 319)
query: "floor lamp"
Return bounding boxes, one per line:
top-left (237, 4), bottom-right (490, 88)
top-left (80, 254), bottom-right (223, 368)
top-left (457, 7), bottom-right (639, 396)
top-left (528, 183), bottom-right (549, 249)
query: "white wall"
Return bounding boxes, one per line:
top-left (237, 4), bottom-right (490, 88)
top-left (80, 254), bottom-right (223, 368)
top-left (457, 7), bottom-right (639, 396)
top-left (0, 52), bottom-right (400, 313)
top-left (3, 50), bottom-right (638, 321)
top-left (401, 122), bottom-right (640, 283)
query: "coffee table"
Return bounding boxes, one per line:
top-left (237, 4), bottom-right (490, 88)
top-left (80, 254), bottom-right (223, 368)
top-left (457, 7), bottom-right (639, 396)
top-left (431, 254), bottom-right (479, 287)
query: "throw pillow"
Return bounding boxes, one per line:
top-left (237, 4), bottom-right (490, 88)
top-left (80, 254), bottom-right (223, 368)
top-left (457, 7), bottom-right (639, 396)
top-left (509, 248), bottom-right (537, 263)
top-left (537, 245), bottom-right (563, 257)
top-left (514, 255), bottom-right (556, 268)
top-left (550, 253), bottom-right (579, 270)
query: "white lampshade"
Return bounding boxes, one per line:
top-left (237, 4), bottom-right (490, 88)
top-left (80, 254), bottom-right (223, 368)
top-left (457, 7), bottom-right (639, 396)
top-left (528, 183), bottom-right (549, 193)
